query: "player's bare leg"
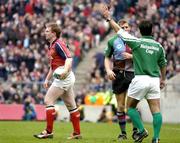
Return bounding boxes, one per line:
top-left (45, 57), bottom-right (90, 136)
top-left (116, 92), bottom-right (127, 140)
top-left (116, 92), bottom-right (138, 140)
top-left (61, 87), bottom-right (81, 139)
top-left (34, 86), bottom-right (64, 139)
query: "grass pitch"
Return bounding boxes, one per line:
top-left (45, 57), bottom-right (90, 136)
top-left (0, 121), bottom-right (180, 143)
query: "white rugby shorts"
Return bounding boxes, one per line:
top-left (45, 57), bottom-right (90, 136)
top-left (128, 75), bottom-right (160, 100)
top-left (52, 71), bottom-right (75, 91)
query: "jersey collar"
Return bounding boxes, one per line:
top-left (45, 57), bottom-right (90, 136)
top-left (49, 38), bottom-right (58, 48)
top-left (141, 36), bottom-right (154, 39)
top-left (52, 38), bottom-right (58, 45)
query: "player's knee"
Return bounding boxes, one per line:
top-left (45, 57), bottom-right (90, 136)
top-left (65, 103), bottom-right (76, 111)
top-left (151, 106), bottom-right (160, 114)
top-left (44, 98), bottom-right (53, 106)
top-left (148, 100), bottom-right (160, 113)
top-left (118, 105), bottom-right (125, 112)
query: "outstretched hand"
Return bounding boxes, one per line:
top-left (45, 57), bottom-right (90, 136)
top-left (98, 3), bottom-right (121, 32)
top-left (98, 3), bottom-right (111, 20)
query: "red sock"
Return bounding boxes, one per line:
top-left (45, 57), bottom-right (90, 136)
top-left (70, 109), bottom-right (80, 134)
top-left (46, 106), bottom-right (55, 133)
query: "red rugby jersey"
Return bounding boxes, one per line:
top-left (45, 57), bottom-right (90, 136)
top-left (48, 39), bottom-right (71, 71)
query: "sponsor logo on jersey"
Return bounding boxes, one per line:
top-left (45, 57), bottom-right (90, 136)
top-left (146, 49), bottom-right (154, 54)
top-left (140, 44), bottom-right (159, 51)
top-left (140, 44), bottom-right (159, 54)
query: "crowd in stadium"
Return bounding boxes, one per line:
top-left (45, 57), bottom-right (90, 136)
top-left (0, 0), bottom-right (111, 104)
top-left (0, 0), bottom-right (179, 105)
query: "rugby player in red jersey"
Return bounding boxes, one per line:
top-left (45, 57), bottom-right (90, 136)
top-left (34, 23), bottom-right (81, 140)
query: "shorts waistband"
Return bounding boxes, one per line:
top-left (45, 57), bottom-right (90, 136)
top-left (114, 61), bottom-right (125, 69)
top-left (113, 68), bottom-right (134, 73)
top-left (134, 75), bottom-right (159, 79)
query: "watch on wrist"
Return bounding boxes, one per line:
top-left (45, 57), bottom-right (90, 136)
top-left (106, 17), bottom-right (112, 22)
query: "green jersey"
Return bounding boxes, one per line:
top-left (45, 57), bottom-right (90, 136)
top-left (117, 29), bottom-right (167, 77)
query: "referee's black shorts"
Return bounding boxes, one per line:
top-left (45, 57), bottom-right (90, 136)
top-left (112, 69), bottom-right (134, 95)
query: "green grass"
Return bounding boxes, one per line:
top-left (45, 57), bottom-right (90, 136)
top-left (0, 121), bottom-right (180, 143)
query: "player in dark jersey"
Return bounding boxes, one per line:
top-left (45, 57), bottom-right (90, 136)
top-left (104, 20), bottom-right (137, 141)
top-left (34, 23), bottom-right (81, 140)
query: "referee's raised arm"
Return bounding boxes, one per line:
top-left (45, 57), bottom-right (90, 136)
top-left (99, 3), bottom-right (140, 49)
top-left (99, 3), bottom-right (120, 33)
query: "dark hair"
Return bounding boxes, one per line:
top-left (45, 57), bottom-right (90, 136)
top-left (139, 20), bottom-right (152, 36)
top-left (45, 22), bottom-right (61, 38)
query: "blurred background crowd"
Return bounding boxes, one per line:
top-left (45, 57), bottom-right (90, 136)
top-left (0, 0), bottom-right (179, 107)
top-left (0, 0), bottom-right (111, 104)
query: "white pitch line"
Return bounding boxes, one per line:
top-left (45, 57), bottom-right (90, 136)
top-left (162, 127), bottom-right (180, 131)
top-left (145, 124), bottom-right (180, 131)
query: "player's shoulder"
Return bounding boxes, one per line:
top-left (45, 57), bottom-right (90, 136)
top-left (55, 39), bottom-right (67, 48)
top-left (151, 39), bottom-right (164, 49)
top-left (56, 39), bottom-right (66, 44)
top-left (108, 35), bottom-right (119, 42)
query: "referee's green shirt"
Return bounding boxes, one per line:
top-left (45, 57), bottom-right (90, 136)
top-left (117, 29), bottom-right (167, 77)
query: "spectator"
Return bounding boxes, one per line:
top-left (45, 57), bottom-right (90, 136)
top-left (97, 108), bottom-right (108, 122)
top-left (0, 0), bottom-right (113, 104)
top-left (22, 95), bottom-right (37, 121)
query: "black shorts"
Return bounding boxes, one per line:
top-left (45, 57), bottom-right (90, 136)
top-left (112, 69), bottom-right (134, 94)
